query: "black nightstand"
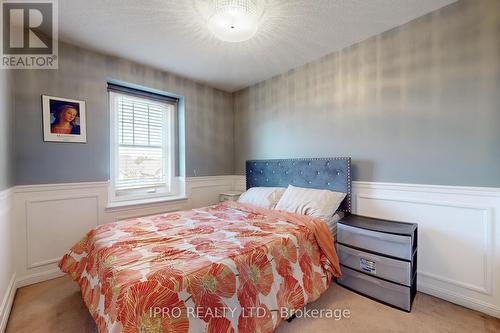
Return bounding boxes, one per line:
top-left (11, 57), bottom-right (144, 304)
top-left (336, 214), bottom-right (418, 312)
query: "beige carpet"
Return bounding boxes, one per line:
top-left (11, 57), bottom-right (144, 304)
top-left (6, 275), bottom-right (500, 333)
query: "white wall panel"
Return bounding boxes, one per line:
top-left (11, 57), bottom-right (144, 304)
top-left (0, 189), bottom-right (15, 333)
top-left (26, 196), bottom-right (99, 269)
top-left (352, 181), bottom-right (500, 318)
top-left (12, 177), bottom-right (241, 287)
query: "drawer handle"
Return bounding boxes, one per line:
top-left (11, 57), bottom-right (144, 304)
top-left (354, 271), bottom-right (382, 286)
top-left (352, 271), bottom-right (407, 292)
top-left (339, 245), bottom-right (411, 273)
top-left (340, 245), bottom-right (380, 262)
top-left (341, 225), bottom-right (409, 244)
top-left (362, 233), bottom-right (406, 244)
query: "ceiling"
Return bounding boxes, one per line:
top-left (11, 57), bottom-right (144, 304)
top-left (58, 0), bottom-right (456, 92)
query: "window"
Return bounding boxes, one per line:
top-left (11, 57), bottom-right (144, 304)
top-left (109, 85), bottom-right (179, 203)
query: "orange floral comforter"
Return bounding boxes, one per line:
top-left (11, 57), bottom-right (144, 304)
top-left (59, 201), bottom-right (340, 333)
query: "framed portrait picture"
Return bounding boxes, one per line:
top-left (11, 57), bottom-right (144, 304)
top-left (42, 95), bottom-right (87, 143)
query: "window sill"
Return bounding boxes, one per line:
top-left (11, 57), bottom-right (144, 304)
top-left (106, 194), bottom-right (187, 210)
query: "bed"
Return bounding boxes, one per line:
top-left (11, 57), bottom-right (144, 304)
top-left (59, 157), bottom-right (351, 333)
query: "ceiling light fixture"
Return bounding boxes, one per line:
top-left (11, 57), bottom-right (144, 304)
top-left (208, 0), bottom-right (259, 42)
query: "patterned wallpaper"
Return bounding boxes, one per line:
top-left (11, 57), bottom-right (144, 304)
top-left (234, 0), bottom-right (500, 187)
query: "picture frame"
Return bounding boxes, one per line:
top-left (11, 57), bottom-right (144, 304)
top-left (42, 95), bottom-right (87, 143)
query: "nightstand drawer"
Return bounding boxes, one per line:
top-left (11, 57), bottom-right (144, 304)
top-left (338, 224), bottom-right (413, 260)
top-left (338, 266), bottom-right (412, 311)
top-left (337, 244), bottom-right (412, 286)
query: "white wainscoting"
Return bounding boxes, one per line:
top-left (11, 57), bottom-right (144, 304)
top-left (11, 176), bottom-right (241, 289)
top-left (352, 181), bottom-right (500, 318)
top-left (235, 176), bottom-right (500, 318)
top-left (5, 177), bottom-right (500, 323)
top-left (0, 188), bottom-right (15, 333)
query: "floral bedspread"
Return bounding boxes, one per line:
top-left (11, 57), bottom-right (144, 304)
top-left (59, 201), bottom-right (339, 333)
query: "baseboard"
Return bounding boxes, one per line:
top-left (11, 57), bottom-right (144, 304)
top-left (419, 282), bottom-right (500, 319)
top-left (0, 273), bottom-right (16, 333)
top-left (15, 269), bottom-right (65, 289)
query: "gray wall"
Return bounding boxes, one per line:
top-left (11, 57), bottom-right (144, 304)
top-left (14, 42), bottom-right (234, 185)
top-left (234, 0), bottom-right (500, 187)
top-left (0, 69), bottom-right (14, 190)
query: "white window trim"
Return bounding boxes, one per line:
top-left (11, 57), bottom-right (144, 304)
top-left (108, 91), bottom-right (181, 206)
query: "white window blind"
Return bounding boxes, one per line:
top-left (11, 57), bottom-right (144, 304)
top-left (112, 93), bottom-right (175, 193)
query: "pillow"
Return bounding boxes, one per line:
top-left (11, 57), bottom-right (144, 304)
top-left (237, 187), bottom-right (287, 209)
top-left (324, 211), bottom-right (345, 238)
top-left (274, 185), bottom-right (346, 219)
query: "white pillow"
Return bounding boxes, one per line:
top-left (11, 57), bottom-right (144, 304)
top-left (324, 211), bottom-right (344, 238)
top-left (237, 187), bottom-right (287, 209)
top-left (274, 185), bottom-right (346, 219)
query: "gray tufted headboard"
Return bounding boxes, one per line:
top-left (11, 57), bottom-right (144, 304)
top-left (245, 157), bottom-right (352, 213)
